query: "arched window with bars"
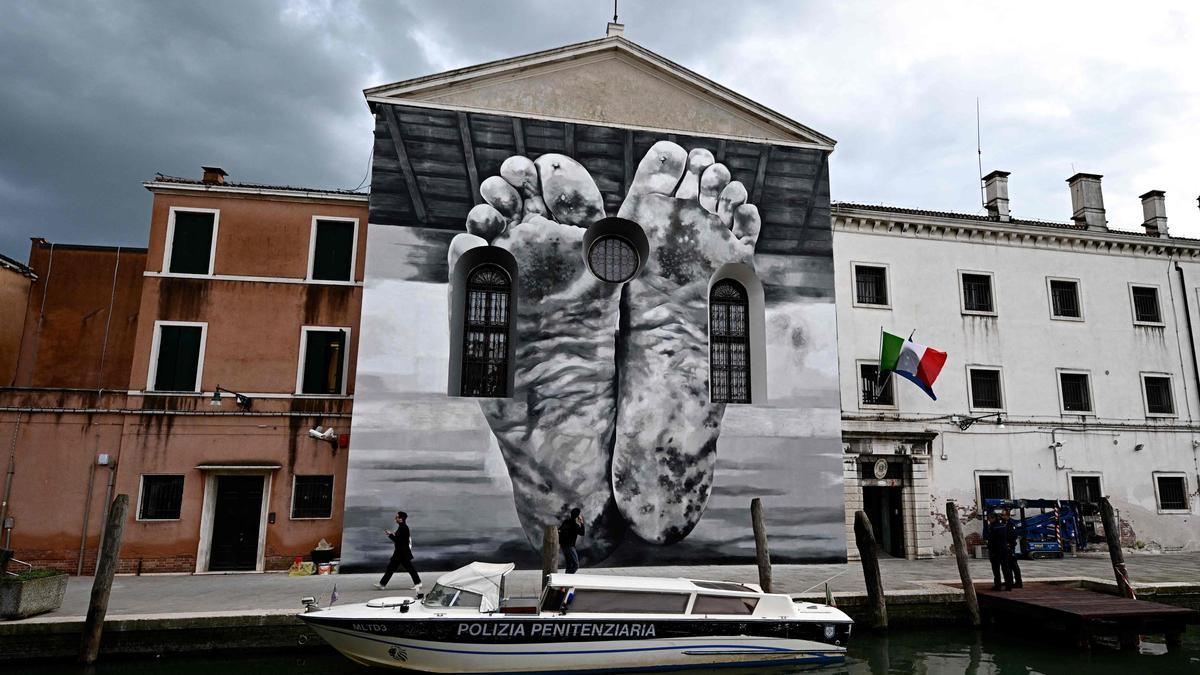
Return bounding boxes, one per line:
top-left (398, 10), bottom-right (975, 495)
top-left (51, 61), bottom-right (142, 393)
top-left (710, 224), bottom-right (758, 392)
top-left (709, 279), bottom-right (751, 404)
top-left (461, 263), bottom-right (512, 397)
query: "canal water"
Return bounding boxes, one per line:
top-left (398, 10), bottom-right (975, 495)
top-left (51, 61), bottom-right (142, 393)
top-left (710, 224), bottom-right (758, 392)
top-left (23, 627), bottom-right (1199, 674)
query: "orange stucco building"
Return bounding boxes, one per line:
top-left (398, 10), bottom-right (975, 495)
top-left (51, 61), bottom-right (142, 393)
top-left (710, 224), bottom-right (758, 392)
top-left (0, 169), bottom-right (368, 573)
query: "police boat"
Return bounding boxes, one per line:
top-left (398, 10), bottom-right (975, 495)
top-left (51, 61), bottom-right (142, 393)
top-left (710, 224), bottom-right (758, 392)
top-left (298, 561), bottom-right (852, 673)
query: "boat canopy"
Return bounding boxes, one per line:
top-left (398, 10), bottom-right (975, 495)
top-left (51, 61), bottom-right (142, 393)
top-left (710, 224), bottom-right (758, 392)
top-left (434, 562), bottom-right (515, 611)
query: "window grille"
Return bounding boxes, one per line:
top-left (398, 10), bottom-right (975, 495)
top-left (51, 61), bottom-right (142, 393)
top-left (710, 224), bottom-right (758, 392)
top-left (587, 235), bottom-right (639, 283)
top-left (978, 475), bottom-right (1011, 503)
top-left (860, 363), bottom-right (893, 406)
top-left (461, 264), bottom-right (512, 397)
top-left (1156, 476), bottom-right (1188, 511)
top-left (855, 265), bottom-right (888, 305)
top-left (1144, 376), bottom-right (1174, 415)
top-left (709, 280), bottom-right (751, 403)
top-left (1050, 280), bottom-right (1081, 318)
top-left (1131, 286), bottom-right (1161, 323)
top-left (1059, 372), bottom-right (1091, 411)
top-left (969, 368), bottom-right (1003, 409)
top-left (291, 475), bottom-right (334, 519)
top-left (139, 475), bottom-right (184, 520)
top-left (962, 274), bottom-right (994, 313)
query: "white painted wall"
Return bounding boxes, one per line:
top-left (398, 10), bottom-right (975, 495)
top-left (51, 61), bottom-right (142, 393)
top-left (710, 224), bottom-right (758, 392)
top-left (833, 212), bottom-right (1200, 552)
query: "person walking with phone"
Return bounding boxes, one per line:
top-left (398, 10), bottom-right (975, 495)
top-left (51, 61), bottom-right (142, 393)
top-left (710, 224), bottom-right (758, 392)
top-left (375, 511), bottom-right (421, 591)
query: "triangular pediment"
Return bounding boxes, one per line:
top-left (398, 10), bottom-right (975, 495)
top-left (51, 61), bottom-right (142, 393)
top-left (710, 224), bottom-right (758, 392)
top-left (365, 36), bottom-right (834, 149)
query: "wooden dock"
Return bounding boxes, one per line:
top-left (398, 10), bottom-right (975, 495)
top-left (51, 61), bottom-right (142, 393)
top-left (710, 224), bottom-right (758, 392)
top-left (975, 582), bottom-right (1199, 650)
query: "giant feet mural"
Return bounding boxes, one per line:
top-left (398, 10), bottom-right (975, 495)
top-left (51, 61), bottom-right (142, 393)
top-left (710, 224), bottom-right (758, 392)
top-left (448, 141), bottom-right (759, 561)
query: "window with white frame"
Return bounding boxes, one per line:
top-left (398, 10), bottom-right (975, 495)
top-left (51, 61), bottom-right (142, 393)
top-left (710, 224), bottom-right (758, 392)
top-left (977, 473), bottom-right (1012, 507)
top-left (138, 475), bottom-right (184, 520)
top-left (150, 322), bottom-right (206, 392)
top-left (1153, 473), bottom-right (1190, 512)
top-left (853, 264), bottom-right (889, 307)
top-left (968, 367), bottom-right (1003, 409)
top-left (1048, 278), bottom-right (1082, 319)
top-left (960, 272), bottom-right (995, 314)
top-left (291, 475), bottom-right (334, 519)
top-left (1130, 285), bottom-right (1163, 325)
top-left (298, 327), bottom-right (349, 395)
top-left (1142, 374), bottom-right (1175, 416)
top-left (1058, 370), bottom-right (1092, 413)
top-left (166, 209), bottom-right (217, 275)
top-left (308, 218), bottom-right (357, 282)
top-left (859, 362), bottom-right (895, 407)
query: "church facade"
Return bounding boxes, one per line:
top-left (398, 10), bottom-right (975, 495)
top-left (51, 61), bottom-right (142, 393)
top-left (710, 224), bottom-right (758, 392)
top-left (341, 29), bottom-right (847, 570)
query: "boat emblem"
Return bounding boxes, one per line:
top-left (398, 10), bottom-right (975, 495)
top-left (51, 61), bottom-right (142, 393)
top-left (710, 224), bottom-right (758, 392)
top-left (387, 646), bottom-right (408, 662)
top-left (823, 624), bottom-right (837, 640)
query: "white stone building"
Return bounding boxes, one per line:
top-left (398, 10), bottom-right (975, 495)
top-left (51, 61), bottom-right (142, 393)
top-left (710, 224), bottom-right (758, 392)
top-left (833, 172), bottom-right (1200, 558)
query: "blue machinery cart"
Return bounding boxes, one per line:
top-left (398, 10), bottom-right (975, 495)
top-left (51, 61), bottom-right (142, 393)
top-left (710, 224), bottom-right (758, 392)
top-left (983, 499), bottom-right (1089, 559)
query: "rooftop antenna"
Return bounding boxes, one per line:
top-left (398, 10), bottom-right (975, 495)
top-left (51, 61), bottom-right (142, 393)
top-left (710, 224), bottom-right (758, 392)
top-left (976, 98), bottom-right (984, 209)
top-left (614, 0), bottom-right (619, 23)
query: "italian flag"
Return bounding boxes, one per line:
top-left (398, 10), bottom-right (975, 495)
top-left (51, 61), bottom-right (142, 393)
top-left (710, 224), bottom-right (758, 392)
top-left (879, 331), bottom-right (948, 400)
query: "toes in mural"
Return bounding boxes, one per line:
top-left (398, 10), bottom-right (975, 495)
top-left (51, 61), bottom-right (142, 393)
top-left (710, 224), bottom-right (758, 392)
top-left (448, 154), bottom-right (626, 564)
top-left (612, 141), bottom-right (759, 544)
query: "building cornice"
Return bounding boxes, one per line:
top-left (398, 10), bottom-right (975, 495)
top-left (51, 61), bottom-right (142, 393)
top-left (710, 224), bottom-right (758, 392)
top-left (144, 181), bottom-right (369, 204)
top-left (832, 204), bottom-right (1200, 260)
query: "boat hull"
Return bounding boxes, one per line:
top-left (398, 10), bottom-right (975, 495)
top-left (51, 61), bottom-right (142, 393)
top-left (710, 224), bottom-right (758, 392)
top-left (300, 615), bottom-right (848, 673)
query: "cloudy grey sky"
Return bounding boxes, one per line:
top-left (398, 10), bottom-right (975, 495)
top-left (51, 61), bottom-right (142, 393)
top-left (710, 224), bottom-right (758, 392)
top-left (2, 0), bottom-right (1198, 259)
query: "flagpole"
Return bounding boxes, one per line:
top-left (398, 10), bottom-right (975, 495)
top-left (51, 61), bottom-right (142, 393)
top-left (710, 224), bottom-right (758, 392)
top-left (873, 326), bottom-right (885, 399)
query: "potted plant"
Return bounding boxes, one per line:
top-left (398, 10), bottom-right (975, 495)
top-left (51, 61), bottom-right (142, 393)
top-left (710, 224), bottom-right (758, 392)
top-left (1, 568), bottom-right (69, 620)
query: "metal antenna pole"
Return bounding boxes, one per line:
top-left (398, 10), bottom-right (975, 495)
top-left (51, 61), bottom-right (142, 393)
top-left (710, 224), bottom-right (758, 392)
top-left (613, 0), bottom-right (619, 23)
top-left (977, 98), bottom-right (984, 208)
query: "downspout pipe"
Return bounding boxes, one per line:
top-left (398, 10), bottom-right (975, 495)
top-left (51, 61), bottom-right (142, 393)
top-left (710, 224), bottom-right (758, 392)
top-left (1175, 264), bottom-right (1200, 416)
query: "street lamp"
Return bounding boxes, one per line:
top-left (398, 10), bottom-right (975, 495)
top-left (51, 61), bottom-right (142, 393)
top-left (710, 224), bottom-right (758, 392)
top-left (211, 385), bottom-right (252, 410)
top-left (953, 412), bottom-right (1005, 431)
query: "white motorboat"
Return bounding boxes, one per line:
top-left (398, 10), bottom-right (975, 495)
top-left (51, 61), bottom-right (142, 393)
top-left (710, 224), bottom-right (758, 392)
top-left (298, 561), bottom-right (852, 673)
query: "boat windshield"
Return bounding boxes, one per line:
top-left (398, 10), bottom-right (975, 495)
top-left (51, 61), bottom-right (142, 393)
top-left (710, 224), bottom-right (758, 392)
top-left (422, 584), bottom-right (484, 609)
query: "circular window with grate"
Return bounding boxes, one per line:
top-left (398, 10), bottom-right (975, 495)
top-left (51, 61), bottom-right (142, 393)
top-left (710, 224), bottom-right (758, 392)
top-left (586, 235), bottom-right (640, 283)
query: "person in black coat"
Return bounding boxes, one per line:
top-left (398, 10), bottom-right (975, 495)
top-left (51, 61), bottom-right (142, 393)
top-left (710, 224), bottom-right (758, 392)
top-left (1001, 509), bottom-right (1023, 588)
top-left (983, 512), bottom-right (1013, 591)
top-left (375, 511), bottom-right (421, 591)
top-left (559, 507), bottom-right (584, 574)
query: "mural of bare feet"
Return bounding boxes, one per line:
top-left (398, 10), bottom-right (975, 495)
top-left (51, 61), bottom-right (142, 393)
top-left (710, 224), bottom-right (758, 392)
top-left (613, 141), bottom-right (760, 544)
top-left (447, 155), bottom-right (625, 563)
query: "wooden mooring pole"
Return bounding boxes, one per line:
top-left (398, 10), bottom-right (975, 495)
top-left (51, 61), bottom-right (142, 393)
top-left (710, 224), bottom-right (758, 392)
top-left (853, 510), bottom-right (887, 629)
top-left (541, 524), bottom-right (559, 590)
top-left (945, 500), bottom-right (981, 627)
top-left (750, 498), bottom-right (772, 593)
top-left (79, 493), bottom-right (129, 665)
top-left (1099, 497), bottom-right (1135, 598)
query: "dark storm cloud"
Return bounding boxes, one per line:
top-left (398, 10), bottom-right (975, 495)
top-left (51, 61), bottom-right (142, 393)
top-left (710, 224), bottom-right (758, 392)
top-left (2, 1), bottom-right (1198, 259)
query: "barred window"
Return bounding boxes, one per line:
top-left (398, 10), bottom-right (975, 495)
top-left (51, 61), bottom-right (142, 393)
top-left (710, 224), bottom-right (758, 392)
top-left (962, 273), bottom-right (994, 313)
top-left (854, 265), bottom-right (888, 306)
top-left (860, 363), bottom-right (894, 406)
top-left (461, 264), bottom-right (511, 397)
top-left (1059, 372), bottom-right (1092, 412)
top-left (1050, 279), bottom-right (1081, 318)
top-left (969, 368), bottom-right (1003, 409)
top-left (291, 475), bottom-right (334, 519)
top-left (139, 475), bottom-right (184, 520)
top-left (1143, 376), bottom-right (1174, 415)
top-left (587, 235), bottom-right (639, 283)
top-left (978, 474), bottom-right (1011, 504)
top-left (710, 280), bottom-right (751, 404)
top-left (1131, 286), bottom-right (1161, 324)
top-left (1155, 475), bottom-right (1188, 511)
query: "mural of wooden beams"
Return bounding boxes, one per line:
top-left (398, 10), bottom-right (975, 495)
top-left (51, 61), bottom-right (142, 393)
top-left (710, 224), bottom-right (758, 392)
top-left (382, 105), bottom-right (428, 223)
top-left (458, 112), bottom-right (482, 204)
top-left (512, 118), bottom-right (526, 156)
top-left (750, 144), bottom-right (771, 204)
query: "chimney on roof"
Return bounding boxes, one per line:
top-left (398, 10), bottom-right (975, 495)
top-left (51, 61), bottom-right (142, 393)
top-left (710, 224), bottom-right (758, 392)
top-left (1067, 173), bottom-right (1106, 231)
top-left (983, 170), bottom-right (1011, 222)
top-left (201, 166), bottom-right (228, 185)
top-left (606, 22), bottom-right (625, 37)
top-left (1140, 190), bottom-right (1169, 238)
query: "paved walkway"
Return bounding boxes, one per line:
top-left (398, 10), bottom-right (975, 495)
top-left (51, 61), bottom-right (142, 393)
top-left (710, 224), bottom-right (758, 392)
top-left (13, 551), bottom-right (1200, 622)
